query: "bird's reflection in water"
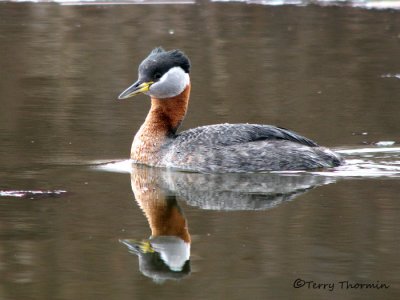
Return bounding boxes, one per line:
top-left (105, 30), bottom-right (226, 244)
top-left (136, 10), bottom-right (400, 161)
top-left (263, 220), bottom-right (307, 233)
top-left (120, 166), bottom-right (191, 283)
top-left (159, 168), bottom-right (336, 211)
top-left (121, 165), bottom-right (336, 282)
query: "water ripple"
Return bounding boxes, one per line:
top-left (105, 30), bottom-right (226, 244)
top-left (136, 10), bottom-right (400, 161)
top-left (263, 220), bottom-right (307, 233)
top-left (311, 147), bottom-right (400, 178)
top-left (0, 190), bottom-right (67, 199)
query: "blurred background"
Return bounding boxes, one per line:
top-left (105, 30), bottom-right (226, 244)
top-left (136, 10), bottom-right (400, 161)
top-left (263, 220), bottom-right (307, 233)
top-left (0, 1), bottom-right (399, 299)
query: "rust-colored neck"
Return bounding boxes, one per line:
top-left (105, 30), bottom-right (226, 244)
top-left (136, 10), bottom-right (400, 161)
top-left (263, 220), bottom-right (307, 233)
top-left (130, 168), bottom-right (191, 243)
top-left (131, 84), bottom-right (191, 165)
top-left (148, 84), bottom-right (191, 134)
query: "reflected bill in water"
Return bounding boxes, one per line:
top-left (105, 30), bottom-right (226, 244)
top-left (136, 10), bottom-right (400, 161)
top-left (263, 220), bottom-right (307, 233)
top-left (120, 166), bottom-right (191, 283)
top-left (120, 165), bottom-right (335, 282)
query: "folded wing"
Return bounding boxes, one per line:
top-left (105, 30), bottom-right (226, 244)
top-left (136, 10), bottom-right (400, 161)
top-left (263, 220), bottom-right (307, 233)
top-left (174, 123), bottom-right (318, 147)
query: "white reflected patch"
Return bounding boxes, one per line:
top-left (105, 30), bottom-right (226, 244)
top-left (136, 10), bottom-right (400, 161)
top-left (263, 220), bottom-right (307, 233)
top-left (42, 0), bottom-right (195, 5)
top-left (0, 190), bottom-right (67, 198)
top-left (93, 159), bottom-right (133, 173)
top-left (212, 0), bottom-right (400, 9)
top-left (311, 146), bottom-right (400, 178)
top-left (336, 147), bottom-right (400, 155)
top-left (311, 160), bottom-right (400, 178)
top-left (150, 236), bottom-right (190, 272)
top-left (381, 73), bottom-right (400, 79)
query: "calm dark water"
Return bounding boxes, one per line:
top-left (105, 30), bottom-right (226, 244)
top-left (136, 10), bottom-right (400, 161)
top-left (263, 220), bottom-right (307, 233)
top-left (1, 1), bottom-right (400, 299)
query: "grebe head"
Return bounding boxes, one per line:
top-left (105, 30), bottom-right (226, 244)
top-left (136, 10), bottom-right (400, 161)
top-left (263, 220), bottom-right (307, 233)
top-left (118, 47), bottom-right (191, 100)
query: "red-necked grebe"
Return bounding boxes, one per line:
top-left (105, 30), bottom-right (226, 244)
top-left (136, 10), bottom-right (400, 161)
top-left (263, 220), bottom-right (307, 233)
top-left (118, 47), bottom-right (342, 173)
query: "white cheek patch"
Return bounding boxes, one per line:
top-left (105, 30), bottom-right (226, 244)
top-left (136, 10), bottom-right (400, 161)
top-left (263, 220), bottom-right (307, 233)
top-left (149, 67), bottom-right (190, 99)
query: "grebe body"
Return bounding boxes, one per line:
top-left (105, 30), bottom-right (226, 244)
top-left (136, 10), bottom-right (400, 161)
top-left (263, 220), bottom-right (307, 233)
top-left (118, 48), bottom-right (341, 173)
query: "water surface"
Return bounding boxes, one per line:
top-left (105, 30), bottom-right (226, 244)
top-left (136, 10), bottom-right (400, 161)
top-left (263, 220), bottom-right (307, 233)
top-left (0, 1), bottom-right (399, 299)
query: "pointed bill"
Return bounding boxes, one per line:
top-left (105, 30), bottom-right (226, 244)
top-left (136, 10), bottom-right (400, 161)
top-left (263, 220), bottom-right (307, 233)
top-left (118, 80), bottom-right (154, 100)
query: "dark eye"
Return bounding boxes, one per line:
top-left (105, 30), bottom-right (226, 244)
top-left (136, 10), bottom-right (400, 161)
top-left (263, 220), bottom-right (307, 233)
top-left (154, 72), bottom-right (162, 80)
